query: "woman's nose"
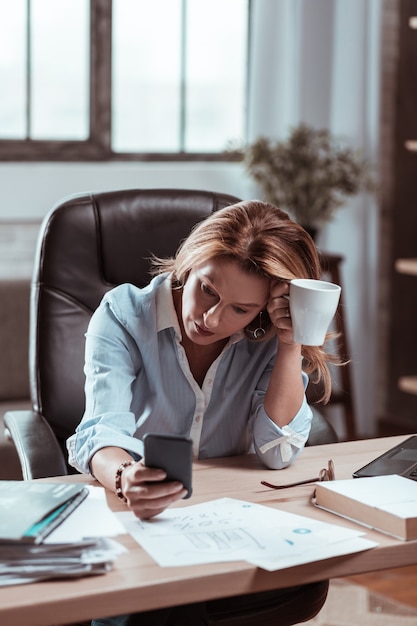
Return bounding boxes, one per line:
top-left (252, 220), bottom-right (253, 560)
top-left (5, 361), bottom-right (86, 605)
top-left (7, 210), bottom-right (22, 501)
top-left (203, 306), bottom-right (221, 328)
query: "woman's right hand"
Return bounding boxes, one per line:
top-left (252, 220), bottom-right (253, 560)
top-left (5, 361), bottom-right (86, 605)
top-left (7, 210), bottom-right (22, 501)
top-left (121, 461), bottom-right (187, 520)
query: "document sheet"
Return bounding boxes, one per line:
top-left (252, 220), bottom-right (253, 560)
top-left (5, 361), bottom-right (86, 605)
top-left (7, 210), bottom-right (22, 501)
top-left (117, 497), bottom-right (377, 571)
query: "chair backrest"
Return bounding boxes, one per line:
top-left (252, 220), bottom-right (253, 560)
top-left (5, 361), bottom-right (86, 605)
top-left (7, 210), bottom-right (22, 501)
top-left (30, 189), bottom-right (240, 462)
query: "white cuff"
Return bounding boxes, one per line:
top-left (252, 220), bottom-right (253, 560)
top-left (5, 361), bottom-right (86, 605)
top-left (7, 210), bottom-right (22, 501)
top-left (258, 426), bottom-right (307, 462)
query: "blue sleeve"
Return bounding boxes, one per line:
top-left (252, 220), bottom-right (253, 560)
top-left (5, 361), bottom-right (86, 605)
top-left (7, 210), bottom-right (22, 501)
top-left (252, 371), bottom-right (313, 469)
top-left (67, 298), bottom-right (145, 474)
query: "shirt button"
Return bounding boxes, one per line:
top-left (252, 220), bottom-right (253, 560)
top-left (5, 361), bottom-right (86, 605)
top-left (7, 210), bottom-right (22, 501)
top-left (195, 415), bottom-right (201, 423)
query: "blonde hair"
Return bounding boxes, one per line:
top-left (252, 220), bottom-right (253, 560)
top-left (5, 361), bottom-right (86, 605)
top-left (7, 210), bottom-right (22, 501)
top-left (152, 200), bottom-right (339, 402)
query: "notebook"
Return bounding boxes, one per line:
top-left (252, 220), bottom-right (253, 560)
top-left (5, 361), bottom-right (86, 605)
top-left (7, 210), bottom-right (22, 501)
top-left (353, 435), bottom-right (417, 480)
top-left (0, 481), bottom-right (88, 543)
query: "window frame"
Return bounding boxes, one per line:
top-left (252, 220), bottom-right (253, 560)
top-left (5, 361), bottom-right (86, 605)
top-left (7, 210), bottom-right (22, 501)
top-left (0, 0), bottom-right (246, 162)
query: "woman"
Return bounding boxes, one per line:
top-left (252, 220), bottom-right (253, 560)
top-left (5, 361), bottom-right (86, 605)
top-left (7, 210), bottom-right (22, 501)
top-left (67, 200), bottom-right (332, 625)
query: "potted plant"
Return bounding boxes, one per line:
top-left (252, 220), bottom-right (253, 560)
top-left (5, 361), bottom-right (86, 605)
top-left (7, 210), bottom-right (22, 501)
top-left (245, 123), bottom-right (375, 238)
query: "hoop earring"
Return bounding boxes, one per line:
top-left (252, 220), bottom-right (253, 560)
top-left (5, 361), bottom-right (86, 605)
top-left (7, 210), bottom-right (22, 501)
top-left (246, 311), bottom-right (266, 340)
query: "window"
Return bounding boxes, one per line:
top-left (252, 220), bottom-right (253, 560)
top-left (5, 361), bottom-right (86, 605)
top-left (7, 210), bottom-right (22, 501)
top-left (0, 0), bottom-right (249, 161)
top-left (0, 0), bottom-right (89, 143)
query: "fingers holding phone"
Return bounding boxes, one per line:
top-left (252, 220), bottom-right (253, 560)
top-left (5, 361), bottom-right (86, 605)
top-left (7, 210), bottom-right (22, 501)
top-left (122, 461), bottom-right (187, 520)
top-left (116, 433), bottom-right (193, 520)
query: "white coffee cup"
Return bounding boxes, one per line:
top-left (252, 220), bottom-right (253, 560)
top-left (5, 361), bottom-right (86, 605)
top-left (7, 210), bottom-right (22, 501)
top-left (289, 279), bottom-right (341, 346)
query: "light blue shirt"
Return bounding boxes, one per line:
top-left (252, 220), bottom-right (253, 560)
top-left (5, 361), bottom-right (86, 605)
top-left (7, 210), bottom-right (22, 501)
top-left (67, 274), bottom-right (313, 474)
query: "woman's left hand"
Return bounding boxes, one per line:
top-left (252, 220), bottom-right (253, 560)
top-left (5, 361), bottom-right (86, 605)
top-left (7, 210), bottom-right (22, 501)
top-left (267, 281), bottom-right (295, 344)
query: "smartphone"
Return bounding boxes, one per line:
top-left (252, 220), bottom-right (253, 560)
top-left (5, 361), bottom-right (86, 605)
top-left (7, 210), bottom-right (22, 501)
top-left (143, 433), bottom-right (193, 499)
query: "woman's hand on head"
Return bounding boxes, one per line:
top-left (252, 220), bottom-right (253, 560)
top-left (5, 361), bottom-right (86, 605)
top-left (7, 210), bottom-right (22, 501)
top-left (121, 461), bottom-right (187, 520)
top-left (267, 281), bottom-right (296, 345)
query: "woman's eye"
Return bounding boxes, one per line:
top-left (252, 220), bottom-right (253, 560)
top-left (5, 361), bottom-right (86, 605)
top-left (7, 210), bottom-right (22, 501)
top-left (202, 283), bottom-right (215, 297)
top-left (234, 306), bottom-right (248, 315)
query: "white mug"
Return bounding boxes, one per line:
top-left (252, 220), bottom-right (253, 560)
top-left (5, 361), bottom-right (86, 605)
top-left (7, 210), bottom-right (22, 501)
top-left (289, 279), bottom-right (341, 346)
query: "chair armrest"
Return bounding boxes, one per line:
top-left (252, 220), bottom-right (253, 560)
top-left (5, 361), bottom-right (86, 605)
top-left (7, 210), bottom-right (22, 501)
top-left (306, 407), bottom-right (339, 446)
top-left (4, 410), bottom-right (69, 479)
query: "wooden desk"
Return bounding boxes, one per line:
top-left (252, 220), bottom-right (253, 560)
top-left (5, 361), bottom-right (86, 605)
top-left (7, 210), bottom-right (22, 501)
top-left (2, 436), bottom-right (417, 626)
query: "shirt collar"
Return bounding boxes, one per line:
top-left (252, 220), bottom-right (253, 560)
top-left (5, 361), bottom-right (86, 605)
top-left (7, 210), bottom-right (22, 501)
top-left (156, 274), bottom-right (180, 335)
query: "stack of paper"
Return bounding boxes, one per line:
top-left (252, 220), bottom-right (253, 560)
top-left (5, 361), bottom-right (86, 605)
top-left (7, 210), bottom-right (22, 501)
top-left (0, 537), bottom-right (123, 586)
top-left (0, 483), bottom-right (126, 586)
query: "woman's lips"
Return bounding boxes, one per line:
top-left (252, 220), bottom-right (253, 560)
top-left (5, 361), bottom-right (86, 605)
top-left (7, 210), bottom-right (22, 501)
top-left (195, 322), bottom-right (214, 337)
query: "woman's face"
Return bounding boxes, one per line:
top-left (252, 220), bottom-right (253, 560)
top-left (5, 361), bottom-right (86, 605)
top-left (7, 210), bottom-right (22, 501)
top-left (180, 258), bottom-right (269, 345)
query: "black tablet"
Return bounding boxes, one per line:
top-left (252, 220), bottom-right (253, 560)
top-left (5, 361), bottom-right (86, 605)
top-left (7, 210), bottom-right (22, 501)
top-left (353, 435), bottom-right (417, 480)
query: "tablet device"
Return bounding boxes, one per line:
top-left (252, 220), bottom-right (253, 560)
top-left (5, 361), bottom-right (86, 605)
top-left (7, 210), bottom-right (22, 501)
top-left (353, 435), bottom-right (417, 480)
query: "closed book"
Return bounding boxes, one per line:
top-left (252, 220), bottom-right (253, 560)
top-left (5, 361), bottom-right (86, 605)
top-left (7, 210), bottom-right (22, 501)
top-left (313, 474), bottom-right (417, 541)
top-left (0, 481), bottom-right (88, 544)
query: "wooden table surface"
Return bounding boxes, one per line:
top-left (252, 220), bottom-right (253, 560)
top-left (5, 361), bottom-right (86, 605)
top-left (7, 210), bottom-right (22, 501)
top-left (1, 435), bottom-right (417, 626)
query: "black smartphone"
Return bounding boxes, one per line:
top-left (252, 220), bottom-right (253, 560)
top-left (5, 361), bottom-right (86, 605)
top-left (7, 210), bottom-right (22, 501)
top-left (143, 433), bottom-right (193, 499)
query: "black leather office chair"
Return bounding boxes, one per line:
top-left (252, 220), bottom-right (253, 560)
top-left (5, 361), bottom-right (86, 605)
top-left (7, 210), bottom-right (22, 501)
top-left (5, 188), bottom-right (336, 481)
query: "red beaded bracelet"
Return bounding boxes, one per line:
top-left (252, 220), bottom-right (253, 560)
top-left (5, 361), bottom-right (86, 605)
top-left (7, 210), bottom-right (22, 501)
top-left (115, 460), bottom-right (135, 503)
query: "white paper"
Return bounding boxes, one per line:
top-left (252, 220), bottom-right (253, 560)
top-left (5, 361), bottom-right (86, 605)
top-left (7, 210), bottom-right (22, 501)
top-left (252, 536), bottom-right (377, 571)
top-left (116, 497), bottom-right (377, 571)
